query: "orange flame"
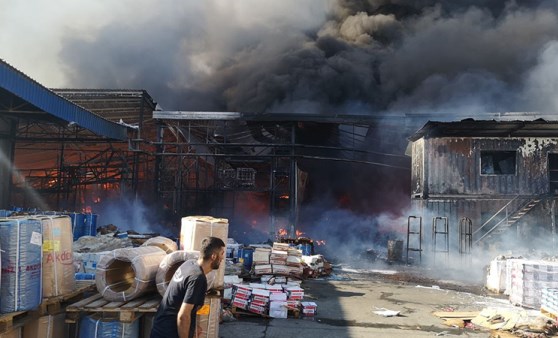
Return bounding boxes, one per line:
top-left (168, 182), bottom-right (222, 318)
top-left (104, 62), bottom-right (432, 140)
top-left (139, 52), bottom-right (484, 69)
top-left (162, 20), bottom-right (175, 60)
top-left (295, 230), bottom-right (305, 237)
top-left (315, 240), bottom-right (326, 246)
top-left (278, 228), bottom-right (288, 237)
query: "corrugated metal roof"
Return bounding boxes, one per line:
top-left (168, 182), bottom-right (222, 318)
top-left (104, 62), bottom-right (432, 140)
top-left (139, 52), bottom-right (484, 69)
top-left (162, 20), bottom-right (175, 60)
top-left (409, 119), bottom-right (558, 141)
top-left (0, 59), bottom-right (128, 140)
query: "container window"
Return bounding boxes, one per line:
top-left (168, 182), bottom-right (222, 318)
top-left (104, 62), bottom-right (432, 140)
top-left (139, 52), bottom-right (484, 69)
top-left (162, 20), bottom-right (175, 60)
top-left (481, 151), bottom-right (516, 175)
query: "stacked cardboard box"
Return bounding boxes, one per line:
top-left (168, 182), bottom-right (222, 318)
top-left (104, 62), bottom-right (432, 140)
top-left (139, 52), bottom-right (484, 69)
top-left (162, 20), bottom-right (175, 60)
top-left (270, 244), bottom-right (288, 276)
top-left (196, 294), bottom-right (221, 338)
top-left (230, 281), bottom-right (314, 318)
top-left (180, 216), bottom-right (229, 289)
top-left (541, 288), bottom-right (558, 314)
top-left (284, 285), bottom-right (304, 300)
top-left (485, 256), bottom-right (508, 294)
top-left (301, 302), bottom-right (317, 317)
top-left (508, 259), bottom-right (558, 309)
top-left (249, 288), bottom-right (270, 315)
top-left (253, 247), bottom-right (272, 275)
top-left (231, 284), bottom-right (251, 310)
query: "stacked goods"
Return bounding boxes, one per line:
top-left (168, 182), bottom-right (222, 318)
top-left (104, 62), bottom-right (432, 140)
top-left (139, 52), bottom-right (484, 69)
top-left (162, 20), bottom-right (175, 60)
top-left (541, 288), bottom-right (558, 314)
top-left (230, 281), bottom-right (315, 318)
top-left (196, 294), bottom-right (221, 338)
top-left (142, 236), bottom-right (178, 254)
top-left (180, 216), bottom-right (229, 289)
top-left (284, 285), bottom-right (304, 300)
top-left (95, 246), bottom-right (167, 301)
top-left (39, 215), bottom-right (75, 298)
top-left (223, 275), bottom-right (242, 300)
top-left (269, 301), bottom-right (288, 318)
top-left (22, 313), bottom-right (66, 338)
top-left (486, 256), bottom-right (508, 294)
top-left (248, 288), bottom-right (270, 315)
top-left (253, 247), bottom-right (271, 264)
top-left (0, 218), bottom-right (43, 313)
top-left (271, 243), bottom-right (288, 276)
top-left (507, 259), bottom-right (558, 309)
top-left (79, 314), bottom-right (139, 338)
top-left (301, 302), bottom-right (318, 317)
top-left (231, 284), bottom-right (251, 310)
top-left (248, 247), bottom-right (270, 274)
top-left (267, 284), bottom-right (288, 318)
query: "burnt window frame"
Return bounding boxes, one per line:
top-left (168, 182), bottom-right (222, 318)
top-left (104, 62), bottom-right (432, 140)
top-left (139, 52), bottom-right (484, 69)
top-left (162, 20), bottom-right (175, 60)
top-left (480, 150), bottom-right (517, 176)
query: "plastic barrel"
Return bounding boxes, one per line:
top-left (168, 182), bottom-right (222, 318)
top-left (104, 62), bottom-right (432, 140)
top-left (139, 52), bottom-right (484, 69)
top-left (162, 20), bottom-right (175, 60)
top-left (239, 247), bottom-right (254, 270)
top-left (84, 213), bottom-right (98, 237)
top-left (69, 213), bottom-right (86, 241)
top-left (298, 244), bottom-right (312, 256)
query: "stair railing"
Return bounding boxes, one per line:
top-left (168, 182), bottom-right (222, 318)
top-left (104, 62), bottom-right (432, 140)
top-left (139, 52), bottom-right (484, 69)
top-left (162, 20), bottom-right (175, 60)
top-left (472, 195), bottom-right (520, 245)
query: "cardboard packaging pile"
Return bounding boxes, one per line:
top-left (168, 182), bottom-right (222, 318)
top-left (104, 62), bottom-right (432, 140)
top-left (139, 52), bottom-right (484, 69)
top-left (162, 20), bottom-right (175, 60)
top-left (230, 281), bottom-right (316, 318)
top-left (253, 243), bottom-right (303, 278)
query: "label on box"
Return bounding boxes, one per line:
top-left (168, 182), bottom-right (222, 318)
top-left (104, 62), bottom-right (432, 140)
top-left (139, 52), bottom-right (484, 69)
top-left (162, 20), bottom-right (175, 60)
top-left (233, 292), bottom-right (250, 300)
top-left (252, 295), bottom-right (270, 304)
top-left (248, 304), bottom-right (267, 315)
top-left (232, 298), bottom-right (248, 309)
top-left (250, 299), bottom-right (269, 307)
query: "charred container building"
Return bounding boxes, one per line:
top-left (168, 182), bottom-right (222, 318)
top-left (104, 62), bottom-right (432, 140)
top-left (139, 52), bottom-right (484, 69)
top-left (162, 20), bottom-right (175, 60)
top-left (408, 119), bottom-right (558, 254)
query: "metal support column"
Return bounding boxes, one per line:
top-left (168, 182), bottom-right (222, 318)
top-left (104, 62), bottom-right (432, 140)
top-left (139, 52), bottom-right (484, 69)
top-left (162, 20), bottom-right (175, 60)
top-left (289, 123), bottom-right (297, 238)
top-left (432, 216), bottom-right (449, 263)
top-left (459, 217), bottom-right (473, 258)
top-left (406, 216), bottom-right (423, 264)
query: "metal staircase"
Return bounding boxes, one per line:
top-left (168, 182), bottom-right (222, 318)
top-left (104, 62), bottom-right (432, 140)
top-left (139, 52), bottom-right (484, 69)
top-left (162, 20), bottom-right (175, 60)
top-left (473, 197), bottom-right (542, 245)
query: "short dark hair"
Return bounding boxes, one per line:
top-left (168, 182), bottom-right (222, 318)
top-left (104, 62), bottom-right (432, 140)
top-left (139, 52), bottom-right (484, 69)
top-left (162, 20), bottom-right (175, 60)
top-left (200, 236), bottom-right (225, 260)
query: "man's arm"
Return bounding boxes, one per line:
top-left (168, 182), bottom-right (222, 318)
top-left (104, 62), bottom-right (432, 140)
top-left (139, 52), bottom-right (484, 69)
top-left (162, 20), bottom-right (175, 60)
top-left (177, 302), bottom-right (195, 338)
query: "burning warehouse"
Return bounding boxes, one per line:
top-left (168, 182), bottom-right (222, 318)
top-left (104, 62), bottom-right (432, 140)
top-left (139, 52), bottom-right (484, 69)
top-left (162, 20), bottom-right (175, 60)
top-left (5, 0), bottom-right (558, 335)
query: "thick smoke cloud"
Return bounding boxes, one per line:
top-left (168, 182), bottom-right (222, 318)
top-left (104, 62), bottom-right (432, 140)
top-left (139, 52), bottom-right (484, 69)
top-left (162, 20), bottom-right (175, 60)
top-left (53, 0), bottom-right (558, 116)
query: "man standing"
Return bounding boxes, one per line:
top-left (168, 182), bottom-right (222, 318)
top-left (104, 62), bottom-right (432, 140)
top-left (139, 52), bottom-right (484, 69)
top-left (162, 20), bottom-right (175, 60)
top-left (151, 236), bottom-right (226, 338)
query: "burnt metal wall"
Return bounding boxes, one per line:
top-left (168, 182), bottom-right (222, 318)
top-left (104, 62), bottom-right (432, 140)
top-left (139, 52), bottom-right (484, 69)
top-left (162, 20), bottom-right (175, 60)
top-left (415, 137), bottom-right (558, 197)
top-left (411, 136), bottom-right (558, 247)
top-left (411, 138), bottom-right (424, 197)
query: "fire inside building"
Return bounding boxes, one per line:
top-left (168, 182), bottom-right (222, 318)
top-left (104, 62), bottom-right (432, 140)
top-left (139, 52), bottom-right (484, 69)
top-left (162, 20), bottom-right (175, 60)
top-left (4, 57), bottom-right (558, 254)
top-left (0, 59), bottom-right (412, 244)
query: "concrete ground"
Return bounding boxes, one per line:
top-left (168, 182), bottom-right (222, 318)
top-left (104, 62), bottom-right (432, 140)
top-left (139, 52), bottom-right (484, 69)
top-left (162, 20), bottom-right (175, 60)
top-left (218, 267), bottom-right (528, 338)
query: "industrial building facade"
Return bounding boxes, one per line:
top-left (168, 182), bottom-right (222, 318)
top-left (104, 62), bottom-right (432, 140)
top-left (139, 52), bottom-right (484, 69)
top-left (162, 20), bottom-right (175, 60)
top-left (1, 59), bottom-right (410, 239)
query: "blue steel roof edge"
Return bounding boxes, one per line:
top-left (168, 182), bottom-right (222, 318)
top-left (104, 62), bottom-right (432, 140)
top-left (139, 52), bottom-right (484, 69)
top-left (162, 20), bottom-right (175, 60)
top-left (0, 59), bottom-right (129, 140)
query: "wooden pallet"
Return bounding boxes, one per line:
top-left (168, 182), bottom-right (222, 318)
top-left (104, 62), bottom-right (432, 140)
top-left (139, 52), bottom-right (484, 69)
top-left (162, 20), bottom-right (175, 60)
top-left (65, 292), bottom-right (161, 323)
top-left (37, 281), bottom-right (97, 315)
top-left (541, 307), bottom-right (558, 321)
top-left (0, 311), bottom-right (27, 335)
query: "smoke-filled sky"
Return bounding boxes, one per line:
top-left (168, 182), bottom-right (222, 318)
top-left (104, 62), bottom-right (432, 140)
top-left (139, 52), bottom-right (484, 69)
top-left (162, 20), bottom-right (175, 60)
top-left (2, 0), bottom-right (558, 115)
